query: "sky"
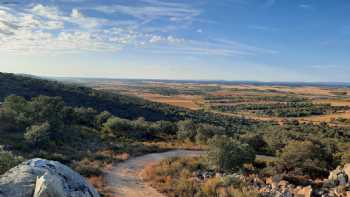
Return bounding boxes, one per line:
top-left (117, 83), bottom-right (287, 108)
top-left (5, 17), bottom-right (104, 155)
top-left (0, 0), bottom-right (349, 82)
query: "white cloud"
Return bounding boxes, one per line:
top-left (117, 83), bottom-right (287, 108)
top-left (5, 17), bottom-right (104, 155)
top-left (94, 0), bottom-right (200, 22)
top-left (148, 35), bottom-right (185, 44)
top-left (67, 8), bottom-right (105, 29)
top-left (71, 8), bottom-right (82, 18)
top-left (0, 1), bottom-right (275, 58)
top-left (144, 38), bottom-right (277, 57)
top-left (0, 1), bottom-right (201, 54)
top-left (30, 4), bottom-right (61, 20)
top-left (149, 35), bottom-right (162, 43)
top-left (299, 4), bottom-right (312, 9)
top-left (0, 3), bottom-right (139, 54)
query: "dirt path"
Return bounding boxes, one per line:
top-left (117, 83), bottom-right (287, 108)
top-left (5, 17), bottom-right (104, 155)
top-left (105, 150), bottom-right (204, 197)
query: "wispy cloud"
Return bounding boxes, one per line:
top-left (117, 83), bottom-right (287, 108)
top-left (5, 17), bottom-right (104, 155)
top-left (0, 0), bottom-right (276, 58)
top-left (0, 3), bottom-right (139, 54)
top-left (142, 38), bottom-right (278, 57)
top-left (0, 0), bottom-right (203, 54)
top-left (299, 4), bottom-right (313, 9)
top-left (93, 0), bottom-right (200, 23)
top-left (311, 65), bottom-right (342, 69)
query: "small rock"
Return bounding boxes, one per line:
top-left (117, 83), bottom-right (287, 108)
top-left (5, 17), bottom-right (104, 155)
top-left (343, 164), bottom-right (350, 182)
top-left (295, 186), bottom-right (312, 197)
top-left (337, 173), bottom-right (348, 185)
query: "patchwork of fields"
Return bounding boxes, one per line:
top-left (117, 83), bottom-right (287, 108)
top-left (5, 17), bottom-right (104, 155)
top-left (73, 79), bottom-right (350, 125)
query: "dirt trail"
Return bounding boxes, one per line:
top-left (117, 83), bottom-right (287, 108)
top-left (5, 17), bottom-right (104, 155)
top-left (105, 150), bottom-right (203, 197)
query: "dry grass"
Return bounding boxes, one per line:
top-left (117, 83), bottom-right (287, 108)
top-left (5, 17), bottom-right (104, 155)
top-left (141, 157), bottom-right (259, 197)
top-left (88, 176), bottom-right (114, 197)
top-left (299, 111), bottom-right (350, 123)
top-left (92, 81), bottom-right (350, 125)
top-left (143, 141), bottom-right (207, 151)
top-left (141, 93), bottom-right (203, 110)
top-left (313, 99), bottom-right (350, 107)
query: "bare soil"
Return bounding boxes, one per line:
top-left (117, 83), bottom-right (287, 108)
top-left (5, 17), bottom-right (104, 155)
top-left (104, 150), bottom-right (203, 197)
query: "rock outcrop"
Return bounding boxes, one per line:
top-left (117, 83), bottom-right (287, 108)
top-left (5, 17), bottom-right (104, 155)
top-left (0, 158), bottom-right (100, 197)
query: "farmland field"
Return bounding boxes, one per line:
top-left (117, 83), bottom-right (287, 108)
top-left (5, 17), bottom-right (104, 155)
top-left (65, 78), bottom-right (350, 125)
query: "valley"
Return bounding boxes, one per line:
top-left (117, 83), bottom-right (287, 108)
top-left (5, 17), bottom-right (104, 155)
top-left (1, 73), bottom-right (350, 197)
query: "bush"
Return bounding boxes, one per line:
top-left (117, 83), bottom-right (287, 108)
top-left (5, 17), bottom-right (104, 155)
top-left (177, 120), bottom-right (197, 141)
top-left (240, 133), bottom-right (269, 154)
top-left (24, 122), bottom-right (51, 147)
top-left (95, 111), bottom-right (112, 129)
top-left (276, 140), bottom-right (330, 178)
top-left (201, 176), bottom-right (257, 197)
top-left (102, 117), bottom-right (132, 138)
top-left (0, 148), bottom-right (23, 174)
top-left (201, 177), bottom-right (223, 196)
top-left (207, 135), bottom-right (255, 172)
top-left (152, 120), bottom-right (178, 136)
top-left (72, 158), bottom-right (103, 177)
top-left (195, 124), bottom-right (225, 144)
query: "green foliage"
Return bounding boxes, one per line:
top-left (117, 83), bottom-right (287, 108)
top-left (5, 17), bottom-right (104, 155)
top-left (211, 102), bottom-right (349, 117)
top-left (195, 124), bottom-right (225, 144)
top-left (72, 158), bottom-right (103, 177)
top-left (177, 120), bottom-right (197, 141)
top-left (73, 107), bottom-right (98, 127)
top-left (207, 135), bottom-right (256, 172)
top-left (0, 72), bottom-right (187, 121)
top-left (276, 140), bottom-right (332, 178)
top-left (0, 148), bottom-right (23, 175)
top-left (30, 96), bottom-right (65, 127)
top-left (2, 95), bottom-right (33, 131)
top-left (101, 116), bottom-right (161, 140)
top-left (95, 111), bottom-right (112, 129)
top-left (24, 122), bottom-right (51, 147)
top-left (240, 133), bottom-right (269, 155)
top-left (151, 120), bottom-right (178, 135)
top-left (206, 95), bottom-right (306, 104)
top-left (102, 117), bottom-right (135, 139)
top-left (0, 73), bottom-right (266, 137)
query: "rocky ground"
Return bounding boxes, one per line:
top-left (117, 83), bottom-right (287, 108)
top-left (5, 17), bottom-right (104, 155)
top-left (190, 164), bottom-right (350, 197)
top-left (0, 158), bottom-right (99, 197)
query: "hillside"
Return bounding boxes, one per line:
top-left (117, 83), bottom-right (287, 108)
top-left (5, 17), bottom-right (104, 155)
top-left (0, 72), bottom-right (183, 121)
top-left (1, 73), bottom-right (350, 196)
top-left (0, 73), bottom-right (256, 131)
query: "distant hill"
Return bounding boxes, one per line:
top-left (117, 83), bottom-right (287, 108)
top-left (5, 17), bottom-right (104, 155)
top-left (0, 72), bottom-right (184, 121)
top-left (0, 72), bottom-right (257, 130)
top-left (52, 77), bottom-right (350, 88)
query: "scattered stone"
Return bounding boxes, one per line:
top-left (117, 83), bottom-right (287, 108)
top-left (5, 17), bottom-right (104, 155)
top-left (295, 186), bottom-right (312, 197)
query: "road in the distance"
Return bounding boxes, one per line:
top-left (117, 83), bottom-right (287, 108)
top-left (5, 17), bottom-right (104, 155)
top-left (105, 150), bottom-right (204, 197)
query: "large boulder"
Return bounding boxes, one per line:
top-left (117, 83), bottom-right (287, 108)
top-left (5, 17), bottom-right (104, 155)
top-left (0, 158), bottom-right (100, 197)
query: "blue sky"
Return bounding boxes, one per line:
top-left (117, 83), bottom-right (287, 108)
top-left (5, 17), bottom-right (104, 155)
top-left (0, 0), bottom-right (349, 82)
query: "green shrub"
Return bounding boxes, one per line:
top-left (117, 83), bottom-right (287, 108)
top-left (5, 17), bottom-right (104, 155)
top-left (195, 124), bottom-right (225, 144)
top-left (276, 140), bottom-right (330, 178)
top-left (207, 135), bottom-right (256, 172)
top-left (72, 159), bottom-right (103, 177)
top-left (24, 122), bottom-right (51, 147)
top-left (177, 120), bottom-right (197, 141)
top-left (0, 149), bottom-right (23, 174)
